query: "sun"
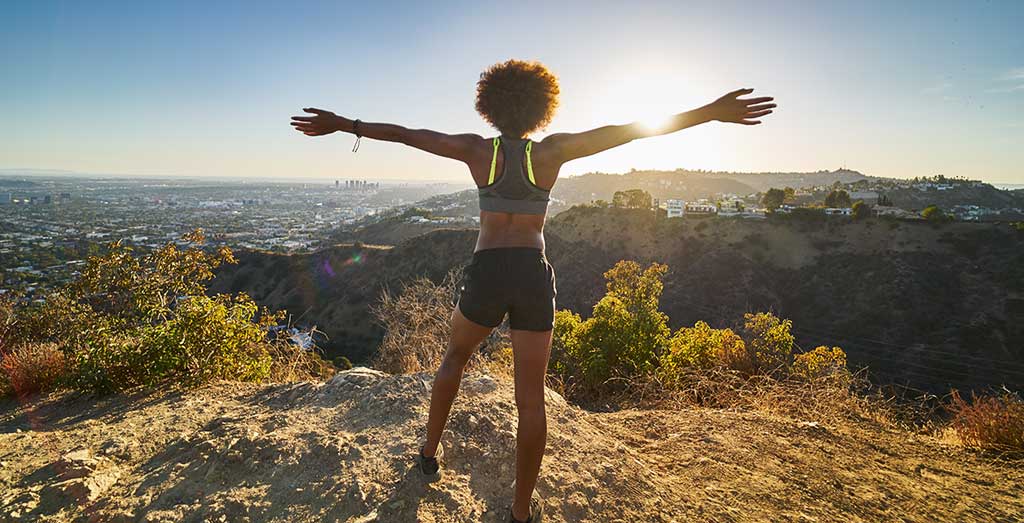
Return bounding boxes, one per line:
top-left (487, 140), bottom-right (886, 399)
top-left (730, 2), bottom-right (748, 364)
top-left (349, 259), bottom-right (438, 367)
top-left (578, 69), bottom-right (724, 171)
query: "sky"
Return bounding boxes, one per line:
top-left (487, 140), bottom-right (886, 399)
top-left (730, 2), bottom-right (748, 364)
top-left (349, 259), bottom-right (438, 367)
top-left (2, 0), bottom-right (1022, 184)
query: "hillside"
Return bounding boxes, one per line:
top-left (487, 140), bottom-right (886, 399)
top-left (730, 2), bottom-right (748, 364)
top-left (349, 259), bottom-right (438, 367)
top-left (330, 168), bottom-right (874, 245)
top-left (552, 168), bottom-right (868, 204)
top-left (880, 183), bottom-right (1024, 213)
top-left (2, 368), bottom-right (1021, 522)
top-left (212, 209), bottom-right (1024, 393)
top-left (210, 230), bottom-right (478, 360)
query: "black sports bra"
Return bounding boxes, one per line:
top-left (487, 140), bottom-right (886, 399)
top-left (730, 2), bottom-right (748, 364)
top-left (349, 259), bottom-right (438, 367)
top-left (477, 136), bottom-right (550, 215)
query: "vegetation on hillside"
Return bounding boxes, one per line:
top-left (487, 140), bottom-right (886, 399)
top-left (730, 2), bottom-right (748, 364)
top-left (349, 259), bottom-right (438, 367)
top-left (366, 256), bottom-right (1023, 456)
top-left (548, 261), bottom-right (852, 411)
top-left (824, 189), bottom-right (852, 208)
top-left (0, 230), bottom-right (331, 396)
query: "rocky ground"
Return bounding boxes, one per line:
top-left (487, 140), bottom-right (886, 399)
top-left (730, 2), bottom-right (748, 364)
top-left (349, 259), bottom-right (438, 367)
top-left (1, 368), bottom-right (1021, 522)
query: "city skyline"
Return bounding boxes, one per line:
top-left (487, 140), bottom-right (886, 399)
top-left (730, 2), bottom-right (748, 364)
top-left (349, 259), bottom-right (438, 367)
top-left (2, 1), bottom-right (1023, 184)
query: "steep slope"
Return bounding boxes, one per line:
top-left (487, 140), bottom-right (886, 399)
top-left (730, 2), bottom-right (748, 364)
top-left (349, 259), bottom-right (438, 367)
top-left (210, 229), bottom-right (478, 361)
top-left (212, 209), bottom-right (1024, 393)
top-left (545, 208), bottom-right (1024, 391)
top-left (1, 369), bottom-right (1021, 522)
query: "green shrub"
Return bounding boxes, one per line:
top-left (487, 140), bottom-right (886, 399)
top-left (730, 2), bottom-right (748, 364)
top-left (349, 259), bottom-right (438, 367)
top-left (851, 201), bottom-right (871, 220)
top-left (922, 205), bottom-right (951, 223)
top-left (791, 346), bottom-right (848, 380)
top-left (550, 309), bottom-right (584, 377)
top-left (659, 322), bottom-right (745, 384)
top-left (333, 355), bottom-right (354, 370)
top-left (11, 230), bottom-right (302, 394)
top-left (551, 261), bottom-right (670, 389)
top-left (743, 312), bottom-right (795, 373)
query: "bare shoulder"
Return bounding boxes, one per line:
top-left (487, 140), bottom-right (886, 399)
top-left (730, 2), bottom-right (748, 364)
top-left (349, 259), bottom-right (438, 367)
top-left (534, 133), bottom-right (571, 162)
top-left (458, 132), bottom-right (492, 156)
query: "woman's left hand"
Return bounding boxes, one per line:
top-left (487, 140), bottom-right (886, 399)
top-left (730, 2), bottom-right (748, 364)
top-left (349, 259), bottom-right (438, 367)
top-left (707, 89), bottom-right (776, 125)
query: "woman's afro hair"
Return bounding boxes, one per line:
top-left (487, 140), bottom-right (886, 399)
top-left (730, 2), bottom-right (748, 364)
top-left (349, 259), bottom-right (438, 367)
top-left (475, 59), bottom-right (560, 138)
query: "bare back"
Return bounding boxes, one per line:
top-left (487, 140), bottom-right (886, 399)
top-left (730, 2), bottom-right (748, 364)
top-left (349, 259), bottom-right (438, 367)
top-left (467, 137), bottom-right (561, 252)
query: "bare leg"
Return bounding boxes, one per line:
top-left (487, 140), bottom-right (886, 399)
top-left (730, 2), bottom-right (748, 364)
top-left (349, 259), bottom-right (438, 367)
top-left (421, 305), bottom-right (494, 457)
top-left (510, 328), bottom-right (553, 521)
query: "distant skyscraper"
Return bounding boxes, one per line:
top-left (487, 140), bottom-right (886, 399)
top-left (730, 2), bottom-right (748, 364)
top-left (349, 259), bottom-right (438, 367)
top-left (335, 180), bottom-right (339, 188)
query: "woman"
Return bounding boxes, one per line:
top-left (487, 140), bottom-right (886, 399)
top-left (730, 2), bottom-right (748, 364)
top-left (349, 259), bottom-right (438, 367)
top-left (291, 59), bottom-right (774, 523)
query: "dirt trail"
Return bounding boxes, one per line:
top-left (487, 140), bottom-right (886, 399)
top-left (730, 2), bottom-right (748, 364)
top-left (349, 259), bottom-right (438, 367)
top-left (1, 368), bottom-right (1021, 522)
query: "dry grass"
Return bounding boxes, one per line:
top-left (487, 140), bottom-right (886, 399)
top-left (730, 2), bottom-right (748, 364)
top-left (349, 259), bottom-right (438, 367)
top-left (564, 367), bottom-right (886, 426)
top-left (372, 270), bottom-right (467, 374)
top-left (266, 340), bottom-right (336, 383)
top-left (0, 343), bottom-right (68, 397)
top-left (0, 294), bottom-right (18, 354)
top-left (948, 389), bottom-right (1024, 457)
top-left (371, 269), bottom-right (513, 376)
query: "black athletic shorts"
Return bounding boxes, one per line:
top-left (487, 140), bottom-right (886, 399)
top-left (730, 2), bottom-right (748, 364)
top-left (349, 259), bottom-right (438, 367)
top-left (457, 247), bottom-right (556, 332)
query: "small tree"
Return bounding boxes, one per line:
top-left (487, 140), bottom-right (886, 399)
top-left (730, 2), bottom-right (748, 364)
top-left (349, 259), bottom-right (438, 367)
top-left (922, 205), bottom-right (950, 223)
top-left (825, 189), bottom-right (852, 208)
top-left (851, 200), bottom-right (871, 220)
top-left (762, 188), bottom-right (786, 211)
top-left (743, 312), bottom-right (795, 373)
top-left (612, 189), bottom-right (653, 209)
top-left (551, 261), bottom-right (670, 389)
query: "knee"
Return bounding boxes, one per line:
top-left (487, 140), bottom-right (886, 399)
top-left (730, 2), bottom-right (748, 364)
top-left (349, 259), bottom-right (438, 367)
top-left (438, 351), bottom-right (470, 377)
top-left (515, 395), bottom-right (546, 421)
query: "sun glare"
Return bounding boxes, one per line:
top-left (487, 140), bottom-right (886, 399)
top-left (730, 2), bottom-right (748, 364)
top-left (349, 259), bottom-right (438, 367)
top-left (580, 69), bottom-right (723, 171)
top-left (638, 114), bottom-right (675, 134)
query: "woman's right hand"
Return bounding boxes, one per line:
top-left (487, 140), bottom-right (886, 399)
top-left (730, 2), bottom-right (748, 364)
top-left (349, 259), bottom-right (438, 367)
top-left (706, 89), bottom-right (776, 125)
top-left (290, 108), bottom-right (350, 136)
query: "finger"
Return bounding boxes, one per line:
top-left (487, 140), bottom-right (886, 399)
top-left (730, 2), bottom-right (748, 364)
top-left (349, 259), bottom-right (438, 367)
top-left (741, 97), bottom-right (774, 105)
top-left (746, 110), bottom-right (773, 119)
top-left (304, 107), bottom-right (327, 115)
top-left (746, 103), bottom-right (777, 112)
top-left (291, 116), bottom-right (315, 122)
top-left (727, 88), bottom-right (755, 98)
top-left (739, 119), bottom-right (762, 125)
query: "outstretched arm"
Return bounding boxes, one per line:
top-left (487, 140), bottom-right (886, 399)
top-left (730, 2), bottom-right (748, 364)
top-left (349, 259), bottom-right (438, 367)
top-left (290, 108), bottom-right (483, 162)
top-left (542, 88), bottom-right (775, 163)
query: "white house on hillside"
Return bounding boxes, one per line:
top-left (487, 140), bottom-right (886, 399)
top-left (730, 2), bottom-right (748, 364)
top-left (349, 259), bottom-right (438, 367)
top-left (666, 199), bottom-right (685, 218)
top-left (824, 207), bottom-right (852, 216)
top-left (684, 200), bottom-right (718, 216)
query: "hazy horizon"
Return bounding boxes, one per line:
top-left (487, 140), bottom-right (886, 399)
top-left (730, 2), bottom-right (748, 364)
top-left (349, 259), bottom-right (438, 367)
top-left (3, 1), bottom-right (1022, 184)
top-left (0, 164), bottom-right (1018, 189)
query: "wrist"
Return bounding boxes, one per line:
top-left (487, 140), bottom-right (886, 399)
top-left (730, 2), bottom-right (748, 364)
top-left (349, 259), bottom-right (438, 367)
top-left (333, 116), bottom-right (353, 133)
top-left (695, 104), bottom-right (719, 123)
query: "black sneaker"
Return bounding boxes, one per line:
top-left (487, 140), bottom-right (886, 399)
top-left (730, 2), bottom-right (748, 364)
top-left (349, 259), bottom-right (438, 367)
top-left (510, 495), bottom-right (543, 523)
top-left (417, 445), bottom-right (440, 478)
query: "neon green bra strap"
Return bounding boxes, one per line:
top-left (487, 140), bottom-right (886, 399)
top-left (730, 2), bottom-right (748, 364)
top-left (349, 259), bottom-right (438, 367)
top-left (525, 140), bottom-right (536, 185)
top-left (487, 137), bottom-right (500, 185)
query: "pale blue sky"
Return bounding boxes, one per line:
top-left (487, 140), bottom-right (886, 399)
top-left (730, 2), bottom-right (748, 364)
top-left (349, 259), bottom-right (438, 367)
top-left (2, 1), bottom-right (1022, 183)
